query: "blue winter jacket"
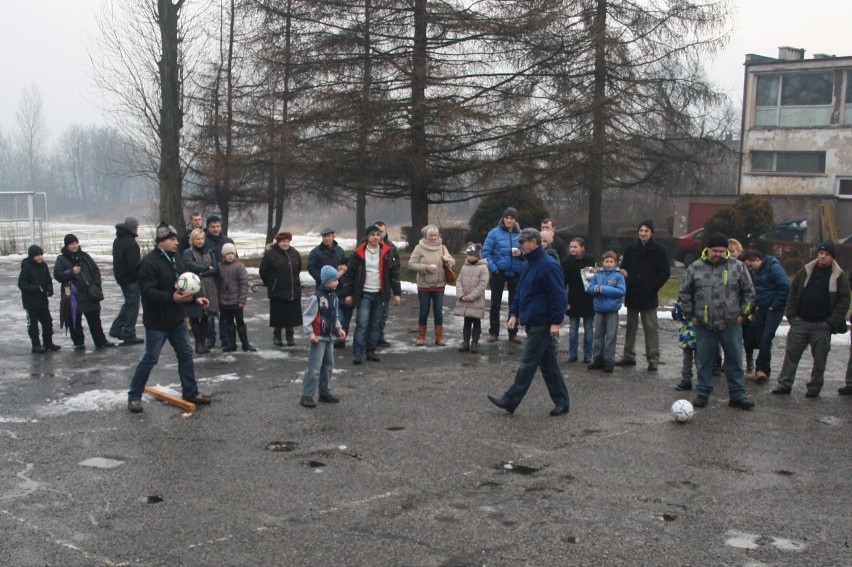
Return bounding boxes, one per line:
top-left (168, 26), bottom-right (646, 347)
top-left (750, 255), bottom-right (790, 311)
top-left (509, 246), bottom-right (567, 326)
top-left (588, 267), bottom-right (626, 314)
top-left (482, 220), bottom-right (523, 277)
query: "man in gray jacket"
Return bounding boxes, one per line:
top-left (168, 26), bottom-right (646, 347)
top-left (679, 233), bottom-right (756, 410)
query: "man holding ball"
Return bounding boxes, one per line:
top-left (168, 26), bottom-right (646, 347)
top-left (127, 222), bottom-right (212, 413)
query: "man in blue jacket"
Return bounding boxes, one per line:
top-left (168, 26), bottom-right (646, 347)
top-left (743, 250), bottom-right (790, 381)
top-left (482, 207), bottom-right (524, 343)
top-left (488, 228), bottom-right (570, 416)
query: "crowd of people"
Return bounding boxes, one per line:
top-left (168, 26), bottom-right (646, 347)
top-left (16, 209), bottom-right (852, 414)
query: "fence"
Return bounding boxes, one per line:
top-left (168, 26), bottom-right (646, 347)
top-left (0, 192), bottom-right (50, 255)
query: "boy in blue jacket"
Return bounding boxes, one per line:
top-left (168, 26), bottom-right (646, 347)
top-left (587, 251), bottom-right (626, 373)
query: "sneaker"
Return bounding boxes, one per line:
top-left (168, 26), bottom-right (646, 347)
top-left (184, 394), bottom-right (212, 405)
top-left (300, 396), bottom-right (316, 408)
top-left (614, 358), bottom-right (636, 367)
top-left (771, 386), bottom-right (791, 395)
top-left (755, 371), bottom-right (768, 383)
top-left (567, 356), bottom-right (578, 363)
top-left (728, 397), bottom-right (755, 410)
top-left (127, 400), bottom-right (143, 413)
top-left (318, 393), bottom-right (340, 403)
top-left (805, 391), bottom-right (819, 399)
top-left (376, 339), bottom-right (391, 348)
top-left (693, 394), bottom-right (709, 408)
top-left (838, 385), bottom-right (852, 396)
top-left (674, 380), bottom-right (693, 392)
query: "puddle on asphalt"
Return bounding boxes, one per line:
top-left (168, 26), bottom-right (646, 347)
top-left (497, 462), bottom-right (539, 475)
top-left (774, 470), bottom-right (795, 477)
top-left (79, 457), bottom-right (124, 469)
top-left (307, 460), bottom-right (325, 468)
top-left (386, 426), bottom-right (405, 431)
top-left (561, 536), bottom-right (578, 544)
top-left (265, 440), bottom-right (298, 452)
top-left (142, 496), bottom-right (163, 504)
top-left (654, 513), bottom-right (678, 522)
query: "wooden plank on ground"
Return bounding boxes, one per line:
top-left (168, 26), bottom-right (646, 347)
top-left (144, 387), bottom-right (196, 412)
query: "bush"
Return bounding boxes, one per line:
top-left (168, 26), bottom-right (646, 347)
top-left (467, 191), bottom-right (550, 244)
top-left (704, 194), bottom-right (774, 247)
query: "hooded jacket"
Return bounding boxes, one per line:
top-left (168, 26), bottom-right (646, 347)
top-left (112, 224), bottom-right (141, 287)
top-left (679, 249), bottom-right (755, 331)
top-left (509, 246), bottom-right (567, 327)
top-left (19, 257), bottom-right (54, 310)
top-left (750, 255), bottom-right (790, 312)
top-left (786, 258), bottom-right (850, 334)
top-left (482, 219), bottom-right (523, 277)
top-left (588, 267), bottom-right (626, 314)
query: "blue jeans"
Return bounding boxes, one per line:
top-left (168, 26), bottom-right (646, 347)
top-left (110, 282), bottom-right (141, 340)
top-left (302, 339), bottom-right (335, 397)
top-left (378, 296), bottom-right (391, 341)
top-left (353, 291), bottom-right (382, 358)
top-left (502, 324), bottom-right (570, 409)
top-left (417, 290), bottom-right (445, 326)
top-left (753, 308), bottom-right (784, 376)
top-left (568, 316), bottom-right (594, 359)
top-left (695, 324), bottom-right (746, 400)
top-left (128, 323), bottom-right (199, 401)
top-left (592, 312), bottom-right (618, 365)
top-left (206, 315), bottom-right (230, 345)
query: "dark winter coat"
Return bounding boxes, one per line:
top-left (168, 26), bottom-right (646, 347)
top-left (340, 240), bottom-right (401, 304)
top-left (183, 246), bottom-right (220, 318)
top-left (621, 237), bottom-right (671, 310)
top-left (19, 257), bottom-right (53, 310)
top-left (136, 247), bottom-right (190, 331)
top-left (509, 246), bottom-right (567, 327)
top-left (54, 248), bottom-right (103, 313)
top-left (562, 253), bottom-right (595, 318)
top-left (482, 219), bottom-right (523, 277)
top-left (307, 241), bottom-right (346, 286)
top-left (112, 225), bottom-right (141, 287)
top-left (550, 235), bottom-right (569, 263)
top-left (786, 259), bottom-right (851, 334)
top-left (204, 230), bottom-right (235, 260)
top-left (260, 245), bottom-right (302, 301)
top-left (750, 255), bottom-right (790, 312)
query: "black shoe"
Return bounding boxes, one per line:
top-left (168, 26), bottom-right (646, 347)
top-left (647, 362), bottom-right (658, 371)
top-left (728, 397), bottom-right (755, 410)
top-left (377, 339), bottom-right (391, 348)
top-left (550, 405), bottom-right (569, 416)
top-left (771, 386), bottom-right (791, 395)
top-left (127, 400), bottom-right (143, 413)
top-left (693, 394), bottom-right (709, 408)
top-left (805, 391), bottom-right (819, 399)
top-left (97, 341), bottom-right (116, 348)
top-left (318, 393), bottom-right (340, 403)
top-left (45, 343), bottom-right (61, 352)
top-left (300, 396), bottom-right (316, 408)
top-left (366, 351), bottom-right (380, 362)
top-left (120, 337), bottom-right (144, 346)
top-left (31, 345), bottom-right (47, 354)
top-left (487, 395), bottom-right (515, 414)
top-left (587, 361), bottom-right (604, 370)
top-left (674, 380), bottom-right (693, 392)
top-left (273, 337), bottom-right (284, 347)
top-left (353, 357), bottom-right (363, 365)
top-left (839, 386), bottom-right (852, 396)
top-left (604, 365), bottom-right (614, 373)
top-left (184, 394), bottom-right (211, 405)
top-left (614, 358), bottom-right (636, 367)
top-left (583, 358), bottom-right (592, 364)
top-left (567, 356), bottom-right (578, 363)
top-left (74, 344), bottom-right (85, 351)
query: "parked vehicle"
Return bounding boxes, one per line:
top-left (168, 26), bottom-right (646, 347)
top-left (677, 228), bottom-right (704, 265)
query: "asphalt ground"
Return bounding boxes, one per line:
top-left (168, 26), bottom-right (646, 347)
top-left (0, 260), bottom-right (850, 566)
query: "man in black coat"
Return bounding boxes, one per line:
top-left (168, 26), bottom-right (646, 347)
top-left (616, 220), bottom-right (671, 371)
top-left (127, 222), bottom-right (211, 413)
top-left (561, 237), bottom-right (596, 363)
top-left (109, 217), bottom-right (144, 345)
top-left (307, 227), bottom-right (350, 347)
top-left (541, 218), bottom-right (569, 262)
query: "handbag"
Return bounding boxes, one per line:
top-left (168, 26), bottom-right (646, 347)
top-left (443, 262), bottom-right (457, 285)
top-left (81, 274), bottom-right (105, 302)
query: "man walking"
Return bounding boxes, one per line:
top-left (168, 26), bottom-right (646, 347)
top-left (679, 233), bottom-right (756, 410)
top-left (617, 220), bottom-right (670, 371)
top-left (772, 241), bottom-right (850, 398)
top-left (340, 225), bottom-right (401, 365)
top-left (127, 223), bottom-right (212, 413)
top-left (488, 228), bottom-right (570, 416)
top-left (109, 216), bottom-right (144, 345)
top-left (483, 207), bottom-right (523, 343)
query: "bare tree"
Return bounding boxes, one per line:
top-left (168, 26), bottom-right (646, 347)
top-left (14, 84), bottom-right (49, 192)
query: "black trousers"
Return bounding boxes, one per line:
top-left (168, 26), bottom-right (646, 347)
top-left (70, 309), bottom-right (108, 347)
top-left (26, 308), bottom-right (53, 344)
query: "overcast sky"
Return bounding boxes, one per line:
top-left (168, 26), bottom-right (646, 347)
top-left (1, 0), bottom-right (851, 140)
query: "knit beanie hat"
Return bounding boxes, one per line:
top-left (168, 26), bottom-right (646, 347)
top-left (118, 216), bottom-right (140, 233)
top-left (639, 219), bottom-right (654, 233)
top-left (320, 265), bottom-right (339, 285)
top-left (817, 240), bottom-right (837, 258)
top-left (206, 215), bottom-right (221, 228)
top-left (155, 222), bottom-right (179, 242)
top-left (221, 243), bottom-right (237, 256)
top-left (706, 233), bottom-right (729, 249)
top-left (465, 242), bottom-right (482, 258)
top-left (28, 245), bottom-right (44, 258)
top-left (502, 207), bottom-right (518, 218)
top-left (64, 234), bottom-right (79, 247)
top-left (365, 225), bottom-right (381, 236)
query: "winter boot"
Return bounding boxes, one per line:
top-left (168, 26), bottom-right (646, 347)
top-left (199, 318), bottom-right (210, 353)
top-left (470, 327), bottom-right (481, 353)
top-left (434, 325), bottom-right (446, 347)
top-left (273, 327), bottom-right (284, 347)
top-left (43, 332), bottom-right (61, 352)
top-left (29, 325), bottom-right (46, 353)
top-left (31, 340), bottom-right (46, 354)
top-left (238, 325), bottom-right (257, 352)
top-left (416, 325), bottom-right (427, 346)
top-left (191, 320), bottom-right (205, 354)
top-left (222, 324), bottom-right (238, 352)
top-left (458, 326), bottom-right (471, 352)
top-left (285, 327), bottom-right (295, 347)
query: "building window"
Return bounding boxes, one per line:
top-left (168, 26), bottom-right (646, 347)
top-left (845, 71), bottom-right (852, 126)
top-left (839, 178), bottom-right (852, 198)
top-left (751, 151), bottom-right (826, 174)
top-left (754, 72), bottom-right (834, 127)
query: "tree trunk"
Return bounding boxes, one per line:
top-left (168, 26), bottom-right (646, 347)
top-left (586, 0), bottom-right (607, 257)
top-left (355, 0), bottom-right (372, 239)
top-left (409, 0), bottom-right (429, 243)
top-left (157, 0), bottom-right (184, 228)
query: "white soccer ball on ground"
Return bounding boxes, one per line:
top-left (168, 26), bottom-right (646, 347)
top-left (176, 272), bottom-right (202, 295)
top-left (671, 399), bottom-right (695, 423)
